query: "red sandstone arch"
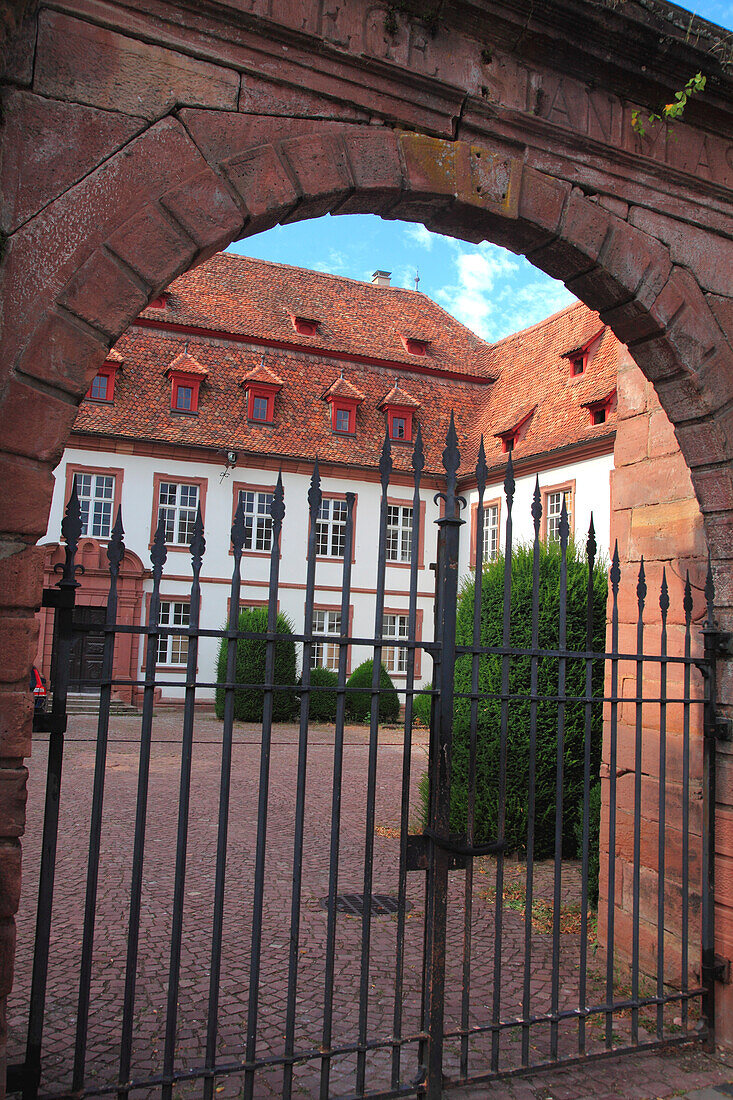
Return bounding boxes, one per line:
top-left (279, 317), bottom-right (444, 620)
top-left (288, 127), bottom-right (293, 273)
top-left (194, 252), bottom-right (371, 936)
top-left (2, 0), bottom-right (733, 1067)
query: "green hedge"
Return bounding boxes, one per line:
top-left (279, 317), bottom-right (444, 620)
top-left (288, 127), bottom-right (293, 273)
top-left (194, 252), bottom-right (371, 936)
top-left (449, 540), bottom-right (607, 861)
top-left (345, 659), bottom-right (400, 723)
top-left (215, 607), bottom-right (297, 721)
top-left (412, 685), bottom-right (433, 728)
top-left (301, 665), bottom-right (340, 723)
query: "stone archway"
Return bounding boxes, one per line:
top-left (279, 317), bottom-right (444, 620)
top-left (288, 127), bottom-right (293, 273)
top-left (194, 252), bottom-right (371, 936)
top-left (1, 0), bottom-right (732, 1067)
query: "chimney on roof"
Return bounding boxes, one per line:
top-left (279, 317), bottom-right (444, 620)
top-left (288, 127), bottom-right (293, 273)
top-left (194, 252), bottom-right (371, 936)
top-left (372, 270), bottom-right (391, 287)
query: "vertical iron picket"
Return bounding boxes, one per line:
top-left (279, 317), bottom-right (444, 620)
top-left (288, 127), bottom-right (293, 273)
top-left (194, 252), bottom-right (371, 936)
top-left (701, 557), bottom-right (717, 1049)
top-left (521, 477), bottom-right (542, 1067)
top-left (606, 544), bottom-right (621, 1050)
top-left (73, 508), bottom-right (125, 1092)
top-left (203, 494), bottom-right (252, 1100)
top-left (162, 506), bottom-right (205, 1100)
top-left (460, 437), bottom-right (487, 1080)
top-left (656, 569), bottom-right (669, 1039)
top-left (320, 490), bottom-right (356, 1100)
top-left (281, 461), bottom-right (322, 1100)
top-left (24, 486), bottom-right (83, 1100)
top-left (578, 516), bottom-right (597, 1054)
top-left (549, 497), bottom-right (569, 1061)
top-left (424, 413), bottom-right (462, 1099)
top-left (391, 427), bottom-right (425, 1089)
top-left (681, 572), bottom-right (693, 1031)
top-left (631, 558), bottom-right (647, 1044)
top-left (356, 433), bottom-right (392, 1096)
top-left (118, 516), bottom-right (167, 1099)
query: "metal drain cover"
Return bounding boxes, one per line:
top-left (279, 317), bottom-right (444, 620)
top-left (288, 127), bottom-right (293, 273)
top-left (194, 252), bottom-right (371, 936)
top-left (319, 893), bottom-right (410, 917)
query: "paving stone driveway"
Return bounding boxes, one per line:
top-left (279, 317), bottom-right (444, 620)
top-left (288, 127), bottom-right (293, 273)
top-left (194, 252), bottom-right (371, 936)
top-left (7, 712), bottom-right (731, 1099)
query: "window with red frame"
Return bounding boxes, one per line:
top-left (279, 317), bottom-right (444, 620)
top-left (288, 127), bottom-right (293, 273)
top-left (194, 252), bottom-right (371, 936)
top-left (170, 373), bottom-right (202, 414)
top-left (332, 403), bottom-right (356, 434)
top-left (386, 408), bottom-right (413, 442)
top-left (246, 385), bottom-right (276, 423)
top-left (291, 315), bottom-right (319, 336)
top-left (87, 365), bottom-right (117, 403)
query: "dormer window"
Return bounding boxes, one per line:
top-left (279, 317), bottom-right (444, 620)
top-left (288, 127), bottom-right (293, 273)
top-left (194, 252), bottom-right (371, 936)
top-left (501, 433), bottom-right (515, 453)
top-left (401, 336), bottom-right (429, 356)
top-left (323, 374), bottom-right (364, 437)
top-left (494, 406), bottom-right (536, 455)
top-left (563, 327), bottom-right (605, 378)
top-left (241, 360), bottom-right (284, 425)
top-left (569, 354), bottom-right (585, 376)
top-left (148, 292), bottom-right (169, 310)
top-left (583, 389), bottom-right (616, 427)
top-left (378, 382), bottom-right (420, 444)
top-left (291, 315), bottom-right (319, 336)
top-left (87, 350), bottom-right (122, 403)
top-left (165, 349), bottom-right (208, 415)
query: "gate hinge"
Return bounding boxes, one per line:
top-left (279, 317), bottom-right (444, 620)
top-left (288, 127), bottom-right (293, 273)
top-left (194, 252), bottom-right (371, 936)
top-left (704, 628), bottom-right (733, 659)
top-left (714, 955), bottom-right (731, 984)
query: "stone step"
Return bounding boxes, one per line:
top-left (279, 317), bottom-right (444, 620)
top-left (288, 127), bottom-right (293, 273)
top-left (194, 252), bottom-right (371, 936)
top-left (53, 693), bottom-right (140, 716)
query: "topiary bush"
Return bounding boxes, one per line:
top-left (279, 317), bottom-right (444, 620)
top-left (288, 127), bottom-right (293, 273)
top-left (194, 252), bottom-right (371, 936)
top-left (412, 685), bottom-right (433, 728)
top-left (301, 665), bottom-right (340, 723)
top-left (345, 658), bottom-right (400, 723)
top-left (215, 607), bottom-right (297, 722)
top-left (448, 539), bottom-right (607, 859)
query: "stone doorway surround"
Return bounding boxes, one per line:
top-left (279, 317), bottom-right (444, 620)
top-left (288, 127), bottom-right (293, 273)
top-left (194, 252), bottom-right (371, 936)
top-left (0, 0), bottom-right (732, 1076)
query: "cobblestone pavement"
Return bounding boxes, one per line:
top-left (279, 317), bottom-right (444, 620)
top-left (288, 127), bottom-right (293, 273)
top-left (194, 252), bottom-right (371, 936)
top-left (8, 712), bottom-right (731, 1100)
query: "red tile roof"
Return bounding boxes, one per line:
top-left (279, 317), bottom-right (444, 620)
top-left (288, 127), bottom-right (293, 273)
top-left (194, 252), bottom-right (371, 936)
top-left (165, 350), bottom-right (209, 377)
top-left (72, 255), bottom-right (620, 478)
top-left (322, 374), bottom-right (365, 403)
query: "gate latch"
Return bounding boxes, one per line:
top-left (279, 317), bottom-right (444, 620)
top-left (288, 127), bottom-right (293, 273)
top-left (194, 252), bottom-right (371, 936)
top-left (716, 716), bottom-right (733, 742)
top-left (405, 834), bottom-right (467, 871)
top-left (714, 955), bottom-right (731, 984)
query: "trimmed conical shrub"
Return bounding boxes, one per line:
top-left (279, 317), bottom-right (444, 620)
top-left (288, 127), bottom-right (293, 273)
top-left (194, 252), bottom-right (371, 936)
top-left (215, 607), bottom-right (297, 721)
top-left (345, 658), bottom-right (400, 723)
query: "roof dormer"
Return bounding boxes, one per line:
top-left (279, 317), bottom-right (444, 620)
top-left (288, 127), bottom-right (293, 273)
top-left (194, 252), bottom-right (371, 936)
top-left (400, 335), bottom-right (430, 356)
top-left (290, 314), bottom-right (320, 336)
top-left (582, 388), bottom-right (617, 426)
top-left (165, 350), bottom-right (208, 414)
top-left (562, 327), bottom-right (605, 377)
top-left (322, 374), bottom-right (364, 435)
top-left (148, 291), bottom-right (170, 310)
top-left (494, 405), bottom-right (536, 453)
top-left (87, 348), bottom-right (123, 403)
top-left (378, 381), bottom-right (420, 442)
top-left (241, 361), bottom-right (284, 424)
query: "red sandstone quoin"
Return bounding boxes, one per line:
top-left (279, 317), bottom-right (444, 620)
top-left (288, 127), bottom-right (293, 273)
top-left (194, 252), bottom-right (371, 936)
top-left (1, 0), bottom-right (732, 1081)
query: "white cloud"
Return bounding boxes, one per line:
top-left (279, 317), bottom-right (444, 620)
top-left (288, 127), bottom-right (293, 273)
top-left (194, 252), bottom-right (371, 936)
top-left (435, 242), bottom-right (520, 339)
top-left (403, 223), bottom-right (437, 250)
top-left (313, 249), bottom-right (349, 275)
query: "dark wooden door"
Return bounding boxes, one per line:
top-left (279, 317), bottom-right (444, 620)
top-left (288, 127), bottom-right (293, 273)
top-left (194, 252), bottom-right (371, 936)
top-left (52, 606), bottom-right (107, 692)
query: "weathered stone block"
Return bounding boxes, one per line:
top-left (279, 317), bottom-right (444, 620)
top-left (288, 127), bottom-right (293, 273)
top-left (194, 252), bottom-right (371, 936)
top-left (0, 692), bottom-right (33, 760)
top-left (0, 376), bottom-right (79, 464)
top-left (611, 452), bottom-right (696, 510)
top-left (108, 205), bottom-right (196, 291)
top-left (0, 455), bottom-right (54, 539)
top-left (0, 546), bottom-right (44, 611)
top-left (614, 413), bottom-right (648, 466)
top-left (629, 207), bottom-right (733, 298)
top-left (0, 842), bottom-right (21, 919)
top-left (601, 219), bottom-right (671, 310)
top-left (650, 267), bottom-right (723, 374)
top-left (59, 251), bottom-right (148, 341)
top-left (0, 768), bottom-right (28, 840)
top-left (280, 135), bottom-right (353, 216)
top-left (0, 618), bottom-right (38, 686)
top-left (14, 310), bottom-right (108, 400)
top-left (160, 170), bottom-right (243, 259)
top-left (0, 917), bottom-right (16, 996)
top-left (34, 10), bottom-right (239, 121)
top-left (517, 166), bottom-right (570, 235)
top-left (220, 144), bottom-right (298, 227)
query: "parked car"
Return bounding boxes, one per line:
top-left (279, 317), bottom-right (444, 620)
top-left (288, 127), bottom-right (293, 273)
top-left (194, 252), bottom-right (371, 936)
top-left (31, 666), bottom-right (47, 712)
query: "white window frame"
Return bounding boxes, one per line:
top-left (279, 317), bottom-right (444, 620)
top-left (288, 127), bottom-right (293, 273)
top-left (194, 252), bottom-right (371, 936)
top-left (74, 472), bottom-right (115, 539)
top-left (382, 613), bottom-right (409, 675)
top-left (546, 489), bottom-right (573, 542)
top-left (239, 489), bottom-right (274, 552)
top-left (482, 503), bottom-right (499, 563)
top-left (158, 481), bottom-right (199, 545)
top-left (311, 609), bottom-right (342, 670)
top-left (316, 498), bottom-right (348, 558)
top-left (386, 505), bottom-right (413, 563)
top-left (156, 601), bottom-right (190, 666)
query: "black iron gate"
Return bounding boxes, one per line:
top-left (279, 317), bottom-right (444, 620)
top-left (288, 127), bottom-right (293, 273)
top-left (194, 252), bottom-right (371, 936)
top-left (8, 417), bottom-right (723, 1099)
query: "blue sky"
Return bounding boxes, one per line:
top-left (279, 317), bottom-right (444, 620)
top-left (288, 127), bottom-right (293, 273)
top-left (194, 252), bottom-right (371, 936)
top-left (228, 0), bottom-right (730, 346)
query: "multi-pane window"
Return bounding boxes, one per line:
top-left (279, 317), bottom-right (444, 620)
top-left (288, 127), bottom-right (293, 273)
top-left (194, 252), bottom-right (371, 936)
top-left (175, 384), bottom-right (193, 411)
top-left (311, 609), bottom-right (342, 670)
top-left (383, 614), bottom-right (408, 675)
top-left (74, 473), bottom-right (115, 538)
top-left (482, 503), bottom-right (499, 563)
top-left (239, 489), bottom-right (274, 552)
top-left (316, 498), bottom-right (348, 557)
top-left (386, 505), bottom-right (413, 563)
top-left (390, 416), bottom-right (406, 440)
top-left (335, 408), bottom-right (351, 432)
top-left (252, 395), bottom-right (268, 421)
top-left (546, 489), bottom-right (573, 542)
top-left (156, 601), bottom-right (189, 665)
top-left (89, 373), bottom-right (109, 401)
top-left (158, 482), bottom-right (199, 545)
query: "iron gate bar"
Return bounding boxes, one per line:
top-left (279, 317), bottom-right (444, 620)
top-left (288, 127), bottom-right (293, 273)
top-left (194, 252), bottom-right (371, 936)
top-left (521, 477), bottom-right (543, 1068)
top-left (162, 505), bottom-right (205, 1100)
top-left (632, 558), bottom-right (647, 1044)
top-left (118, 515), bottom-right (167, 1100)
top-left (391, 427), bottom-right (425, 1091)
top-left (320, 488), bottom-right (356, 1100)
top-left (702, 559), bottom-right (718, 1048)
top-left (549, 497), bottom-right (570, 1062)
top-left (202, 493), bottom-right (251, 1100)
top-left (578, 517), bottom-right (597, 1055)
top-left (357, 433), bottom-right (392, 1097)
top-left (23, 486), bottom-right (82, 1100)
top-left (281, 458), bottom-right (322, 1100)
top-left (73, 508), bottom-right (125, 1092)
top-left (657, 570), bottom-right (670, 1040)
top-left (460, 436), bottom-right (488, 1080)
top-left (682, 572), bottom-right (693, 1031)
